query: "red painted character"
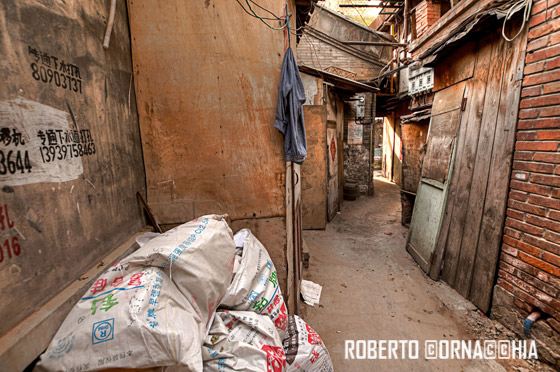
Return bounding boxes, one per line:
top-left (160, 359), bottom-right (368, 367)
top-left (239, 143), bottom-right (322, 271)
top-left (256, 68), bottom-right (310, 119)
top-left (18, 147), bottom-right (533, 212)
top-left (261, 345), bottom-right (286, 372)
top-left (90, 278), bottom-right (107, 294)
top-left (128, 273), bottom-right (143, 286)
top-left (274, 303), bottom-right (288, 331)
top-left (306, 324), bottom-right (322, 345)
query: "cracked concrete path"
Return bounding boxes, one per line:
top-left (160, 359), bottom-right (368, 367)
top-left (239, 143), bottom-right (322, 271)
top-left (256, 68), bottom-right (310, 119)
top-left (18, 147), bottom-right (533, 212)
top-left (300, 177), bottom-right (548, 372)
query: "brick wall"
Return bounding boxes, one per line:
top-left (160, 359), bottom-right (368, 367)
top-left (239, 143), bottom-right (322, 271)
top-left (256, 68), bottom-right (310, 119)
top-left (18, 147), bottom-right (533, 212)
top-left (415, 0), bottom-right (441, 39)
top-left (492, 0), bottom-right (560, 366)
top-left (296, 34), bottom-right (380, 80)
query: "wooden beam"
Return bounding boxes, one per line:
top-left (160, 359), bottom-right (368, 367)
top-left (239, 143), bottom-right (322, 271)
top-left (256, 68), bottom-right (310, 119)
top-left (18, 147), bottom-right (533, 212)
top-left (344, 40), bottom-right (407, 46)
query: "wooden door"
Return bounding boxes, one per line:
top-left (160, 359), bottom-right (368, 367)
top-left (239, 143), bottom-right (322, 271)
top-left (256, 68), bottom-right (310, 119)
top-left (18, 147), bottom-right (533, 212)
top-left (433, 29), bottom-right (527, 312)
top-left (302, 106), bottom-right (327, 229)
top-left (407, 81), bottom-right (467, 273)
top-left (327, 124), bottom-right (339, 221)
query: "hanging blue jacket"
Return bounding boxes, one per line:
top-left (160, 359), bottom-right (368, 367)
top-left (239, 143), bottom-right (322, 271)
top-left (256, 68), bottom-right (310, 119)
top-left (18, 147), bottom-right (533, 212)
top-left (274, 47), bottom-right (307, 164)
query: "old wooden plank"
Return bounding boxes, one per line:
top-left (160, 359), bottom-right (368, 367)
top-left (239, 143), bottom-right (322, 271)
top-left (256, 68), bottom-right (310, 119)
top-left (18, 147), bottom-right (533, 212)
top-left (421, 81), bottom-right (466, 183)
top-left (440, 37), bottom-right (493, 286)
top-left (433, 41), bottom-right (476, 92)
top-left (128, 0), bottom-right (288, 223)
top-left (469, 23), bottom-right (529, 312)
top-left (401, 121), bottom-right (429, 193)
top-left (0, 0), bottom-right (146, 342)
top-left (429, 83), bottom-right (471, 280)
top-left (454, 32), bottom-right (508, 298)
top-left (302, 106), bottom-right (328, 230)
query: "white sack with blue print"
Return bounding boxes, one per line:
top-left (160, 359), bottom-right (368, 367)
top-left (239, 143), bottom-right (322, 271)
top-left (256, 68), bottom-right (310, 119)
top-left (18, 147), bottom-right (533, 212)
top-left (35, 215), bottom-right (236, 372)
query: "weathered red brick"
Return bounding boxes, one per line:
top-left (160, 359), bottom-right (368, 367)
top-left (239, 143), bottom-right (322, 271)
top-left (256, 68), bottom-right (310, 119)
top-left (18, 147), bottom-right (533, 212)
top-left (544, 230), bottom-right (560, 245)
top-left (507, 234), bottom-right (544, 256)
top-left (537, 129), bottom-right (560, 140)
top-left (522, 86), bottom-right (542, 97)
top-left (516, 268), bottom-right (559, 297)
top-left (513, 151), bottom-right (534, 161)
top-left (515, 141), bottom-right (559, 151)
top-left (529, 12), bottom-right (549, 28)
top-left (505, 226), bottom-right (523, 239)
top-left (509, 190), bottom-right (529, 202)
top-left (524, 61), bottom-right (546, 75)
top-left (540, 106), bottom-right (560, 117)
top-left (507, 208), bottom-right (525, 221)
top-left (546, 56), bottom-right (560, 70)
top-left (528, 194), bottom-right (560, 209)
top-left (517, 131), bottom-right (538, 141)
top-left (502, 243), bottom-right (519, 258)
top-left (514, 160), bottom-right (555, 173)
top-left (514, 298), bottom-right (533, 314)
top-left (526, 45), bottom-right (560, 64)
top-left (542, 250), bottom-right (560, 266)
top-left (530, 173), bottom-right (560, 187)
top-left (529, 19), bottom-right (560, 40)
top-left (517, 117), bottom-right (560, 129)
top-left (527, 213), bottom-right (560, 232)
top-left (501, 252), bottom-right (539, 276)
top-left (519, 93), bottom-right (560, 108)
top-left (506, 217), bottom-right (545, 235)
top-left (548, 209), bottom-right (560, 222)
top-left (524, 233), bottom-right (560, 255)
top-left (511, 180), bottom-right (551, 195)
top-left (534, 152), bottom-right (560, 163)
top-left (532, 0), bottom-right (549, 15)
top-left (543, 81), bottom-right (560, 94)
top-left (509, 199), bottom-right (546, 215)
top-left (520, 251), bottom-right (560, 276)
top-left (523, 69), bottom-right (560, 86)
top-left (518, 108), bottom-right (540, 119)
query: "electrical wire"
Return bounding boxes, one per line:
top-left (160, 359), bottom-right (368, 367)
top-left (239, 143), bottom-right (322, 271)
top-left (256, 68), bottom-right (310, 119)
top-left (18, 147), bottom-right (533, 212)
top-left (248, 0), bottom-right (283, 20)
top-left (235, 0), bottom-right (282, 21)
top-left (245, 0), bottom-right (289, 30)
top-left (502, 0), bottom-right (533, 41)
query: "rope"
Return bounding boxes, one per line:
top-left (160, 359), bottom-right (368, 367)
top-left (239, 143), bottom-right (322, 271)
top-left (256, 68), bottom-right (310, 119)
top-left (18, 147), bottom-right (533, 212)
top-left (502, 0), bottom-right (533, 42)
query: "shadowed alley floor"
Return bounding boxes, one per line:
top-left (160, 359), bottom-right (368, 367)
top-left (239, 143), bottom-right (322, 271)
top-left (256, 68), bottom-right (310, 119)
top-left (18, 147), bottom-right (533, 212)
top-left (301, 178), bottom-right (548, 372)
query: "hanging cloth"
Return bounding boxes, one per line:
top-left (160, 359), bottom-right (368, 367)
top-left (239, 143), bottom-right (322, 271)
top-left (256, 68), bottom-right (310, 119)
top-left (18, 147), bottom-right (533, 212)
top-left (274, 46), bottom-right (307, 164)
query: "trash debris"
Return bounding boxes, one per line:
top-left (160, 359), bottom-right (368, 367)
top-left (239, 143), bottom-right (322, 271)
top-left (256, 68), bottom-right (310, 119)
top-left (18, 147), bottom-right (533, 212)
top-left (203, 310), bottom-right (286, 372)
top-left (283, 315), bottom-right (333, 372)
top-left (300, 279), bottom-right (322, 307)
top-left (221, 229), bottom-right (288, 338)
top-left (384, 232), bottom-right (393, 235)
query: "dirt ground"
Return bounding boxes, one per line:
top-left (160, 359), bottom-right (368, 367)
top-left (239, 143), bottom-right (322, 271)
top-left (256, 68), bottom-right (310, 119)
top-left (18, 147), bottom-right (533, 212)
top-left (300, 177), bottom-right (554, 372)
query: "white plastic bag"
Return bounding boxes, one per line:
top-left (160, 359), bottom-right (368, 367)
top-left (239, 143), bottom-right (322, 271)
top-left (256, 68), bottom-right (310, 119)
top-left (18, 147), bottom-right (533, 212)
top-left (283, 316), bottom-right (333, 372)
top-left (221, 229), bottom-right (288, 338)
top-left (203, 310), bottom-right (286, 372)
top-left (35, 266), bottom-right (203, 372)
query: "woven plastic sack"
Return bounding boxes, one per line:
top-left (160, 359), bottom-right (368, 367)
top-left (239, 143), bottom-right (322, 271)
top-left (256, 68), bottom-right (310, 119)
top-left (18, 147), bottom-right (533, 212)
top-left (202, 310), bottom-right (286, 372)
top-left (221, 229), bottom-right (288, 338)
top-left (36, 215), bottom-right (236, 372)
top-left (35, 265), bottom-right (203, 372)
top-left (125, 215), bottom-right (236, 327)
top-left (283, 315), bottom-right (333, 372)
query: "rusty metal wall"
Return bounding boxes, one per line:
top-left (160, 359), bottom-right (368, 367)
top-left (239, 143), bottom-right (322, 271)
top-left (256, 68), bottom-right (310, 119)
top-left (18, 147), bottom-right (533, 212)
top-left (0, 0), bottom-right (146, 337)
top-left (128, 1), bottom-right (297, 293)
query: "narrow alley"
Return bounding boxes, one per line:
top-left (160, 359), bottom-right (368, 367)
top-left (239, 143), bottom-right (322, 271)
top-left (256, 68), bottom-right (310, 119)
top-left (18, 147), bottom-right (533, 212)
top-left (302, 178), bottom-right (552, 372)
top-left (2, 0), bottom-right (560, 371)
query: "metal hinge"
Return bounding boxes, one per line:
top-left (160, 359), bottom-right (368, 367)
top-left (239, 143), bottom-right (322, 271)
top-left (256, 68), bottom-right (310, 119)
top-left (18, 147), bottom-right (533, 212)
top-left (461, 97), bottom-right (468, 111)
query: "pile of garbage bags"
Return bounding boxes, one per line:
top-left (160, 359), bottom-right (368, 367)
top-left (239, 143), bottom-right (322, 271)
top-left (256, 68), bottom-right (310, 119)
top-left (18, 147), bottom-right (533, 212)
top-left (35, 215), bottom-right (333, 372)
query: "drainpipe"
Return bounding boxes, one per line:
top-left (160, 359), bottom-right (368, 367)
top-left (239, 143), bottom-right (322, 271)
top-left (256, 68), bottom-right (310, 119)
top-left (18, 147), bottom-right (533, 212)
top-left (523, 311), bottom-right (542, 338)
